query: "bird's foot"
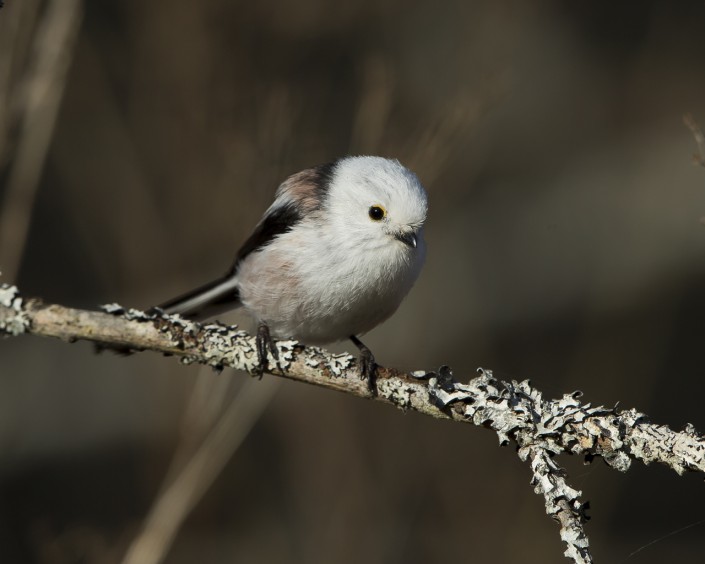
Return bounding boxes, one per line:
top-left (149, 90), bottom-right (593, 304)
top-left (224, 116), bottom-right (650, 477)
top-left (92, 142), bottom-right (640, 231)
top-left (254, 323), bottom-right (280, 377)
top-left (350, 335), bottom-right (378, 394)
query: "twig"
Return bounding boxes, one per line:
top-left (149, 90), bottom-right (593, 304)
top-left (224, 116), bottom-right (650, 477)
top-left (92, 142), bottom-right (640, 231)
top-left (0, 0), bottom-right (39, 168)
top-left (120, 376), bottom-right (280, 564)
top-left (519, 444), bottom-right (590, 563)
top-left (684, 113), bottom-right (705, 168)
top-left (0, 0), bottom-right (82, 280)
top-left (3, 284), bottom-right (705, 563)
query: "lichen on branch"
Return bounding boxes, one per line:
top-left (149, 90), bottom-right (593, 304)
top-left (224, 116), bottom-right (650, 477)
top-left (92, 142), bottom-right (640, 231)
top-left (3, 282), bottom-right (705, 564)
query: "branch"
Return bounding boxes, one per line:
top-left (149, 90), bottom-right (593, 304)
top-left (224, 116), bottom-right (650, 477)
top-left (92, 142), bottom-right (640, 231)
top-left (3, 283), bottom-right (705, 563)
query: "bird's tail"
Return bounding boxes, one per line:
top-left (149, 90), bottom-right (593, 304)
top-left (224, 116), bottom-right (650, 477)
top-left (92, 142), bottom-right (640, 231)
top-left (158, 274), bottom-right (242, 320)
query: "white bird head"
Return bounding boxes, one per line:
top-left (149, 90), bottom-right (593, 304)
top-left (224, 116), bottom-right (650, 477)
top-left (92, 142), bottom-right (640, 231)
top-left (325, 156), bottom-right (428, 253)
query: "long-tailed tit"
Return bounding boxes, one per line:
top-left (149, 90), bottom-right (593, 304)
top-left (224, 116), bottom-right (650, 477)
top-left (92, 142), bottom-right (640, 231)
top-left (159, 156), bottom-right (428, 383)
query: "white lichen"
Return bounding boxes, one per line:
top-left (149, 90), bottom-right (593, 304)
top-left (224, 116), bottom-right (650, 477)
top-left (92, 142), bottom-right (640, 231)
top-left (378, 378), bottom-right (414, 410)
top-left (0, 284), bottom-right (29, 336)
top-left (100, 303), bottom-right (125, 314)
top-left (304, 355), bottom-right (321, 369)
top-left (326, 353), bottom-right (354, 377)
top-left (274, 339), bottom-right (298, 371)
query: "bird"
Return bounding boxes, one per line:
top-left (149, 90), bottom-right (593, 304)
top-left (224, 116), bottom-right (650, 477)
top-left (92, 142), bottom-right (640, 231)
top-left (158, 156), bottom-right (428, 385)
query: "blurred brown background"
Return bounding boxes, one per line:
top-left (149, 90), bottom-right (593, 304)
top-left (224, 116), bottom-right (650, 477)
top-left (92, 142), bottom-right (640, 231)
top-left (2, 1), bottom-right (705, 562)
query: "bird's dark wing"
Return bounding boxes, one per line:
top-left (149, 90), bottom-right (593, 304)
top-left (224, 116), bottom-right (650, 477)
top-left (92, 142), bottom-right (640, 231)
top-left (157, 161), bottom-right (337, 320)
top-left (227, 199), bottom-right (302, 275)
top-left (227, 161), bottom-right (337, 273)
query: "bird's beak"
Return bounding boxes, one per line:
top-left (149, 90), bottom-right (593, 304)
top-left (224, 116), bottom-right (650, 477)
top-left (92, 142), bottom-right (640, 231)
top-left (394, 229), bottom-right (418, 248)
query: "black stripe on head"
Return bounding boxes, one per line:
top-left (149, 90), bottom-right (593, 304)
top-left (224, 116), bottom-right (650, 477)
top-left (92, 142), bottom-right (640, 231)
top-left (311, 160), bottom-right (337, 205)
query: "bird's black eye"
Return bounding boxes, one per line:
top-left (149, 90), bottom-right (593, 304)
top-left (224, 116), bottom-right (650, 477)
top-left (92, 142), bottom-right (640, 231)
top-left (368, 205), bottom-right (386, 221)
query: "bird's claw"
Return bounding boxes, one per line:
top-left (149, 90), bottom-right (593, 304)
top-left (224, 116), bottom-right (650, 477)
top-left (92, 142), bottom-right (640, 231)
top-left (350, 335), bottom-right (378, 394)
top-left (360, 348), bottom-right (377, 380)
top-left (254, 323), bottom-right (280, 378)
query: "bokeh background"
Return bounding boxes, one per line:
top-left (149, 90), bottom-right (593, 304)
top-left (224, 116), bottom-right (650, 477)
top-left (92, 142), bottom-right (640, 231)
top-left (2, 1), bottom-right (705, 562)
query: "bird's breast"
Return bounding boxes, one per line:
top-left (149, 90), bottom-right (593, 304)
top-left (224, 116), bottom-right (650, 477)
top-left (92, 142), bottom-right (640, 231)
top-left (237, 229), bottom-right (425, 343)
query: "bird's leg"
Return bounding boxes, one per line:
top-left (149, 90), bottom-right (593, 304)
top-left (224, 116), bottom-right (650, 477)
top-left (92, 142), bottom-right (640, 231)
top-left (349, 335), bottom-right (377, 393)
top-left (255, 322), bottom-right (280, 377)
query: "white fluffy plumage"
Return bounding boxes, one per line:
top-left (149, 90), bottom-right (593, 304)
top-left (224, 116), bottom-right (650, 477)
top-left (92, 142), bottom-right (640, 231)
top-left (159, 156), bottom-right (428, 373)
top-left (239, 156), bottom-right (427, 342)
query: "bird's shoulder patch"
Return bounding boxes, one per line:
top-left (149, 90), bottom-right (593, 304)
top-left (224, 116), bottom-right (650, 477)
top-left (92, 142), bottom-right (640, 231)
top-left (275, 161), bottom-right (337, 214)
